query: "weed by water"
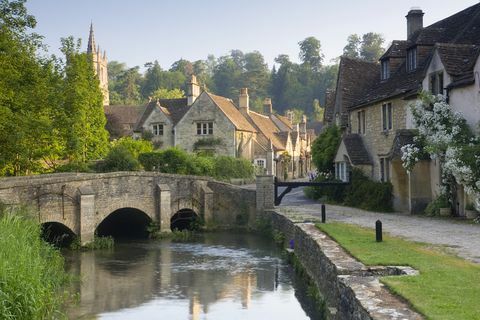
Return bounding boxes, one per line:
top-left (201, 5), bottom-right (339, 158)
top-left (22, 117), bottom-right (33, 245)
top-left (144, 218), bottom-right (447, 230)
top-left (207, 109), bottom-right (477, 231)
top-left (0, 207), bottom-right (70, 319)
top-left (69, 235), bottom-right (114, 250)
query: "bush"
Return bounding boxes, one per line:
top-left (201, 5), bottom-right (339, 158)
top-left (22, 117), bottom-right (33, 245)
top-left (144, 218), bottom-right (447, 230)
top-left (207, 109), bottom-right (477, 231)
top-left (343, 169), bottom-right (393, 212)
top-left (424, 194), bottom-right (450, 216)
top-left (311, 125), bottom-right (341, 174)
top-left (0, 208), bottom-right (69, 319)
top-left (98, 145), bottom-right (140, 172)
top-left (304, 168), bottom-right (393, 212)
top-left (111, 137), bottom-right (153, 158)
top-left (55, 161), bottom-right (93, 173)
top-left (139, 148), bottom-right (254, 180)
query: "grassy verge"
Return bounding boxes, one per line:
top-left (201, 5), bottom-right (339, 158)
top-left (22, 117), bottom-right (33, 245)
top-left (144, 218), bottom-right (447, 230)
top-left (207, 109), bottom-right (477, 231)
top-left (0, 209), bottom-right (70, 319)
top-left (316, 222), bottom-right (480, 319)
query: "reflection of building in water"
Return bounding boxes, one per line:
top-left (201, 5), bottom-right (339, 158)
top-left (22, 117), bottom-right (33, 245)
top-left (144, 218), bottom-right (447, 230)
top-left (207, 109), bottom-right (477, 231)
top-left (66, 240), bottom-right (277, 319)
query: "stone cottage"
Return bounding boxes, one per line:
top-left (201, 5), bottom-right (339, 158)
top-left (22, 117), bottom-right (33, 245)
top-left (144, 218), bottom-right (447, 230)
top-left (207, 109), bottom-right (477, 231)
top-left (326, 4), bottom-right (480, 214)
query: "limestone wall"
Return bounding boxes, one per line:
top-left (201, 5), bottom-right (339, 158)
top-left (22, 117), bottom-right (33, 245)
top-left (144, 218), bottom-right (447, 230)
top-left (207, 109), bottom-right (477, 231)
top-left (267, 210), bottom-right (423, 320)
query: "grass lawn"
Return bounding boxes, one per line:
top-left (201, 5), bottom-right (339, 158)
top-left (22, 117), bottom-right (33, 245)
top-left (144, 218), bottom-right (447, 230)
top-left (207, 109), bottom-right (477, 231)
top-left (316, 222), bottom-right (480, 320)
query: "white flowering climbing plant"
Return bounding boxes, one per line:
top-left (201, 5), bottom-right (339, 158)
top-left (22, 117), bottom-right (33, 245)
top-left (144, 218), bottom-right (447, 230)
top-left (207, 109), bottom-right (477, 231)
top-left (401, 93), bottom-right (480, 210)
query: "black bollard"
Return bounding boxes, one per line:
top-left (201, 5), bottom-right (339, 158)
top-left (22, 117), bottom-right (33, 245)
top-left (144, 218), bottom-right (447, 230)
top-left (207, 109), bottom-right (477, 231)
top-left (375, 220), bottom-right (382, 242)
top-left (321, 204), bottom-right (326, 223)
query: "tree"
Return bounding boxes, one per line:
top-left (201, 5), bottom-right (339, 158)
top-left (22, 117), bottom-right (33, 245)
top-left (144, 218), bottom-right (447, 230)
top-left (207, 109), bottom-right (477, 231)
top-left (298, 37), bottom-right (324, 71)
top-left (142, 60), bottom-right (163, 99)
top-left (151, 88), bottom-right (185, 100)
top-left (311, 125), bottom-right (341, 174)
top-left (61, 36), bottom-right (109, 162)
top-left (343, 34), bottom-right (361, 58)
top-left (360, 32), bottom-right (385, 62)
top-left (170, 59), bottom-right (194, 77)
top-left (342, 33), bottom-right (385, 62)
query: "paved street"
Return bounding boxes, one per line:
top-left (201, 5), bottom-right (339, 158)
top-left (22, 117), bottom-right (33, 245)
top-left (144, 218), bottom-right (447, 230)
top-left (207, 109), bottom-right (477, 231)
top-left (276, 186), bottom-right (480, 264)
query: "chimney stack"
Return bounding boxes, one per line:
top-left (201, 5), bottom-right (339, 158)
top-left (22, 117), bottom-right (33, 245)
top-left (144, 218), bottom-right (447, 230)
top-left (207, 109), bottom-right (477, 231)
top-left (239, 88), bottom-right (249, 114)
top-left (263, 98), bottom-right (273, 115)
top-left (406, 8), bottom-right (424, 39)
top-left (187, 75), bottom-right (200, 106)
top-left (286, 110), bottom-right (294, 124)
top-left (300, 115), bottom-right (307, 134)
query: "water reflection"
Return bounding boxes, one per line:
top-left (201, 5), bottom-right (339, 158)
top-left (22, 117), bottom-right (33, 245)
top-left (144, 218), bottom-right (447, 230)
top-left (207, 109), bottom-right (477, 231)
top-left (64, 232), bottom-right (322, 319)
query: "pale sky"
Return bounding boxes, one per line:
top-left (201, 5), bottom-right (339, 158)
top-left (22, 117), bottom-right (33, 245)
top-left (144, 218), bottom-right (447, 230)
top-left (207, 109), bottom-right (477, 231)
top-left (26, 0), bottom-right (478, 69)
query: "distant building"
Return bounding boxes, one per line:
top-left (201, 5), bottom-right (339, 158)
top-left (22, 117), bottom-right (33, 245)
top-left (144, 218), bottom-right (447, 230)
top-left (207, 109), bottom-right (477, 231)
top-left (87, 23), bottom-right (109, 106)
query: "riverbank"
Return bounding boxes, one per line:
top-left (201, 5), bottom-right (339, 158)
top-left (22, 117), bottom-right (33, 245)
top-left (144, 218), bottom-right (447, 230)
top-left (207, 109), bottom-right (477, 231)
top-left (0, 208), bottom-right (70, 319)
top-left (267, 209), bottom-right (423, 320)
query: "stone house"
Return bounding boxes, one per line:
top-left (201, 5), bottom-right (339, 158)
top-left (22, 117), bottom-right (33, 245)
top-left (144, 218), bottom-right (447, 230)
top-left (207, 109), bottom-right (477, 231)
top-left (327, 4), bottom-right (480, 214)
top-left (132, 76), bottom-right (314, 179)
top-left (104, 105), bottom-right (145, 139)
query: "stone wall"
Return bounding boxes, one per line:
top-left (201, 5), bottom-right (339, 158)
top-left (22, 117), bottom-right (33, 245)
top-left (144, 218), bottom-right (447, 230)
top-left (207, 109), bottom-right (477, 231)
top-left (267, 210), bottom-right (423, 320)
top-left (0, 172), bottom-right (253, 243)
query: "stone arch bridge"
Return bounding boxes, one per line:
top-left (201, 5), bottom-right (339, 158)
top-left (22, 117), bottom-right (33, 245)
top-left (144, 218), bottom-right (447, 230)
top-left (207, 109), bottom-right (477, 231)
top-left (0, 172), bottom-right (257, 244)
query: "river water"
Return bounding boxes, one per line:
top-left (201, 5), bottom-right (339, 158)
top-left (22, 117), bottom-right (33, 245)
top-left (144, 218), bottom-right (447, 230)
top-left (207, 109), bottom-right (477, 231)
top-left (63, 232), bottom-right (324, 320)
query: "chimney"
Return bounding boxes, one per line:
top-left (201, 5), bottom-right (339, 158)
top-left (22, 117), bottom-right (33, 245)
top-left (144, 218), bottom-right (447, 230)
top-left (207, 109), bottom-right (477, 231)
top-left (406, 8), bottom-right (424, 38)
top-left (239, 88), bottom-right (249, 114)
top-left (263, 98), bottom-right (273, 115)
top-left (300, 115), bottom-right (307, 134)
top-left (286, 110), bottom-right (294, 124)
top-left (187, 75), bottom-right (200, 106)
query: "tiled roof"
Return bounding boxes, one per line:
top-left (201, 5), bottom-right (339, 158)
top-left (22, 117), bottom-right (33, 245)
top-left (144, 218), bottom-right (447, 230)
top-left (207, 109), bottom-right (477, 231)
top-left (104, 105), bottom-right (145, 125)
top-left (343, 134), bottom-right (372, 165)
top-left (275, 132), bottom-right (290, 150)
top-left (408, 3), bottom-right (480, 47)
top-left (207, 93), bottom-right (256, 132)
top-left (380, 40), bottom-right (407, 59)
top-left (134, 98), bottom-right (190, 131)
top-left (274, 114), bottom-right (293, 130)
top-left (435, 43), bottom-right (480, 79)
top-left (248, 111), bottom-right (284, 150)
top-left (389, 129), bottom-right (416, 159)
top-left (336, 57), bottom-right (380, 110)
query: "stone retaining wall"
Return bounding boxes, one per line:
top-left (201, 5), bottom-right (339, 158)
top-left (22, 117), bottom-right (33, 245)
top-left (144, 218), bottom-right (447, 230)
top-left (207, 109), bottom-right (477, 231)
top-left (267, 210), bottom-right (423, 320)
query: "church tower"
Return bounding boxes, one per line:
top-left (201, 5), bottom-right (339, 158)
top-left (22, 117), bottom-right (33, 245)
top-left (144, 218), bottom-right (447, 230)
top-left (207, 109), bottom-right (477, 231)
top-left (87, 23), bottom-right (109, 105)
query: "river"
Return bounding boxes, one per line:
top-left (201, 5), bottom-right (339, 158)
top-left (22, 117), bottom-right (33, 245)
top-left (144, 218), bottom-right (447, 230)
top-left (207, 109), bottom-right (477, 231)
top-left (63, 232), bottom-right (325, 319)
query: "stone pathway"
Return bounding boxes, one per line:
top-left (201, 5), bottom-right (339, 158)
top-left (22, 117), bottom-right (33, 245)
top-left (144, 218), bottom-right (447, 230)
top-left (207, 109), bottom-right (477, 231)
top-left (278, 187), bottom-right (480, 264)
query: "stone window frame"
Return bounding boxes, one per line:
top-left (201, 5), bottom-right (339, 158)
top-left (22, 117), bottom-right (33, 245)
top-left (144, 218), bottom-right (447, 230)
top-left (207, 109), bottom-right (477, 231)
top-left (407, 47), bottom-right (417, 72)
top-left (381, 102), bottom-right (393, 132)
top-left (357, 110), bottom-right (366, 134)
top-left (429, 71), bottom-right (444, 96)
top-left (196, 122), bottom-right (213, 135)
top-left (152, 123), bottom-right (164, 136)
top-left (379, 157), bottom-right (391, 182)
top-left (255, 158), bottom-right (266, 168)
top-left (335, 161), bottom-right (349, 182)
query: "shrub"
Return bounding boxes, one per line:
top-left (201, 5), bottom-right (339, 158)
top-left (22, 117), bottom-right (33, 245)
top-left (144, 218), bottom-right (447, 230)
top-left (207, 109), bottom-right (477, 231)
top-left (0, 208), bottom-right (69, 319)
top-left (98, 145), bottom-right (140, 172)
top-left (424, 194), bottom-right (450, 216)
top-left (111, 137), bottom-right (153, 158)
top-left (311, 125), bottom-right (341, 174)
top-left (304, 169), bottom-right (393, 212)
top-left (55, 161), bottom-right (94, 173)
top-left (213, 156), bottom-right (254, 180)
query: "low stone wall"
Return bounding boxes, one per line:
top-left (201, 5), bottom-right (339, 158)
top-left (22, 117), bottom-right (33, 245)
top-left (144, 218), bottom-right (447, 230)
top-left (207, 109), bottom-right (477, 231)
top-left (267, 210), bottom-right (423, 320)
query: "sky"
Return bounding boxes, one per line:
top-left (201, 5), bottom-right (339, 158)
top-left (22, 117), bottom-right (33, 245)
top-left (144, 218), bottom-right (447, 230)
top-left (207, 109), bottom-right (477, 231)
top-left (26, 0), bottom-right (478, 70)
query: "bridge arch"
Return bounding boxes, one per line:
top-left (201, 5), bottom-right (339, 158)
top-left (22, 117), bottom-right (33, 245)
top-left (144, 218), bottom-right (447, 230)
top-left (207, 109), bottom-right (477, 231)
top-left (96, 207), bottom-right (152, 239)
top-left (41, 222), bottom-right (76, 247)
top-left (170, 208), bottom-right (200, 231)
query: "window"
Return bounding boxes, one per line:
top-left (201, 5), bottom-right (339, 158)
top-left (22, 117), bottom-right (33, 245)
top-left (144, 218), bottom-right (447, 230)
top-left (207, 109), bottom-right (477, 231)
top-left (196, 122), bottom-right (213, 135)
top-left (152, 124), bottom-right (163, 136)
top-left (407, 48), bottom-right (417, 71)
top-left (429, 72), bottom-right (444, 95)
top-left (357, 110), bottom-right (366, 134)
top-left (335, 162), bottom-right (349, 182)
top-left (381, 103), bottom-right (393, 131)
top-left (380, 158), bottom-right (390, 182)
top-left (381, 60), bottom-right (390, 80)
top-left (255, 159), bottom-right (266, 168)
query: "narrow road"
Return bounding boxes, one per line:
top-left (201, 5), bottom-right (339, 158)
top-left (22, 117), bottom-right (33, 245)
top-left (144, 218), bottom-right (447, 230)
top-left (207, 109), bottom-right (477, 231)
top-left (278, 186), bottom-right (480, 264)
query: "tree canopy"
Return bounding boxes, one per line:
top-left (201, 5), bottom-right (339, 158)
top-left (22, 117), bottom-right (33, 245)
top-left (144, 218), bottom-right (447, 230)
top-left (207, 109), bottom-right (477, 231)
top-left (342, 32), bottom-right (385, 62)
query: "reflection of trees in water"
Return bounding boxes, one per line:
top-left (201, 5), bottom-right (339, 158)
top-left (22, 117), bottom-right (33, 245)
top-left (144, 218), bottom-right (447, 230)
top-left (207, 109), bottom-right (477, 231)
top-left (65, 234), bottom-right (315, 319)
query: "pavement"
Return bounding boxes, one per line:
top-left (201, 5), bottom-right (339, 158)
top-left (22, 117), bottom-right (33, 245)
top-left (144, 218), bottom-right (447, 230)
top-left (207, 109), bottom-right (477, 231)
top-left (273, 185), bottom-right (480, 264)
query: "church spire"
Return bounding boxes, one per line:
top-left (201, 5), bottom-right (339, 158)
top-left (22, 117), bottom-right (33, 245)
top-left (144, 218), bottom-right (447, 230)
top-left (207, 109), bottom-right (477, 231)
top-left (87, 22), bottom-right (96, 54)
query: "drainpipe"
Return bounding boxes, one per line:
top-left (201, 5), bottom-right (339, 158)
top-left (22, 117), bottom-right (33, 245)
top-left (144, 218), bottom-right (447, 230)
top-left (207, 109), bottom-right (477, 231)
top-left (445, 87), bottom-right (450, 104)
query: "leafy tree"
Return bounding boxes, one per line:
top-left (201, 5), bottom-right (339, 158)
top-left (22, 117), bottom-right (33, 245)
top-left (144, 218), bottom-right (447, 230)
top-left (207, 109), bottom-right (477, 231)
top-left (151, 88), bottom-right (184, 100)
top-left (99, 145), bottom-right (140, 172)
top-left (170, 58), bottom-right (194, 77)
top-left (298, 36), bottom-right (324, 71)
top-left (343, 34), bottom-right (361, 58)
top-left (111, 137), bottom-right (153, 158)
top-left (61, 36), bottom-right (109, 162)
top-left (311, 125), bottom-right (341, 174)
top-left (360, 32), bottom-right (385, 62)
top-left (142, 60), bottom-right (163, 99)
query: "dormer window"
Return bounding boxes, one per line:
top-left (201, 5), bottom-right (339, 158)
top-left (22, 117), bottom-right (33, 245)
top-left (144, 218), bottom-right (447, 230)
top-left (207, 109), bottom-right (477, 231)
top-left (407, 47), bottom-right (417, 71)
top-left (381, 60), bottom-right (390, 80)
